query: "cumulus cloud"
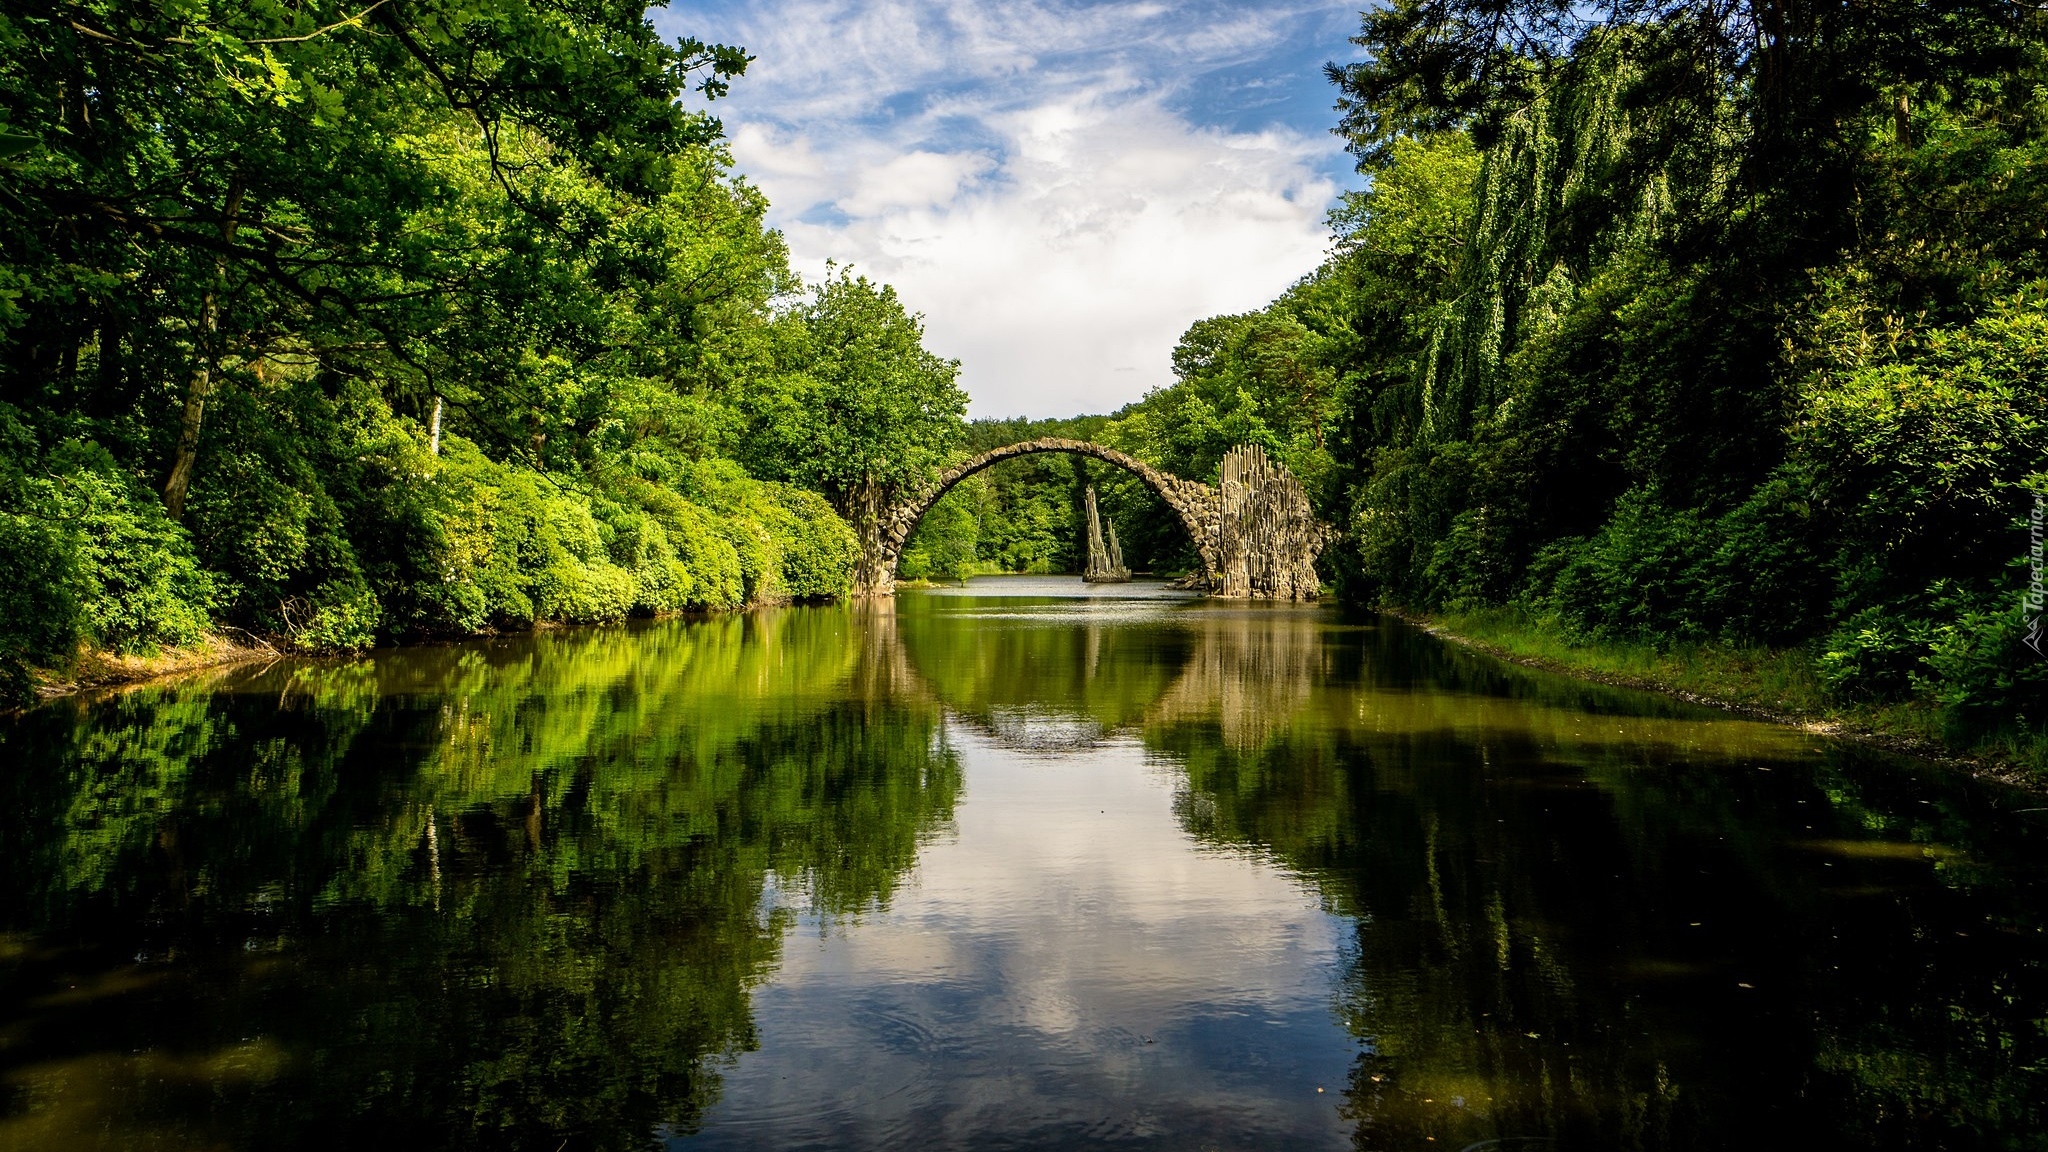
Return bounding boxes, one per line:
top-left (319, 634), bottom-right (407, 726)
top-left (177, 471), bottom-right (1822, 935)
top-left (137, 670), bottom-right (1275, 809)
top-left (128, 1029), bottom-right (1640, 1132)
top-left (654, 0), bottom-right (1358, 417)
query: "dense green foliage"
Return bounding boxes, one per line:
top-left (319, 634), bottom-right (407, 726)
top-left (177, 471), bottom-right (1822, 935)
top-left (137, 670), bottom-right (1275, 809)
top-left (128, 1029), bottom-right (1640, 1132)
top-left (4, 0), bottom-right (2040, 765)
top-left (0, 2), bottom-right (965, 702)
top-left (1085, 0), bottom-right (2047, 758)
top-left (733, 266), bottom-right (966, 587)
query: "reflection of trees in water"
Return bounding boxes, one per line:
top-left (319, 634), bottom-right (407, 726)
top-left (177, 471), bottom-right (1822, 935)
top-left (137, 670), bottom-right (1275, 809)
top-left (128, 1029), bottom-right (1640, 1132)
top-left (890, 600), bottom-right (1189, 750)
top-left (1160, 621), bottom-right (2048, 1150)
top-left (0, 610), bottom-right (960, 1151)
top-left (17, 604), bottom-right (2020, 1149)
top-left (887, 597), bottom-right (1336, 753)
top-left (888, 596), bottom-right (1769, 762)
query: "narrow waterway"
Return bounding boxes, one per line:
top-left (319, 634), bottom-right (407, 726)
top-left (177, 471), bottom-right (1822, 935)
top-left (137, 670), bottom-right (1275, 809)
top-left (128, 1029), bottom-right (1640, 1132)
top-left (1, 577), bottom-right (2043, 1150)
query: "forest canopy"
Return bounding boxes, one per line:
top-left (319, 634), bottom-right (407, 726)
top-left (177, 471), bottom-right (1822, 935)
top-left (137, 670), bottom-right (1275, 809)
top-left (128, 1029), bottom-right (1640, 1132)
top-left (901, 0), bottom-right (2047, 762)
top-left (2, 0), bottom-right (2042, 767)
top-left (1249, 0), bottom-right (2044, 756)
top-left (0, 0), bottom-right (965, 701)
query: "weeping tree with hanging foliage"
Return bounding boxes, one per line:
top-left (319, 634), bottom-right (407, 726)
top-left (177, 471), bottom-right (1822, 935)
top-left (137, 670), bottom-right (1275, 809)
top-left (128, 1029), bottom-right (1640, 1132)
top-left (1295, 0), bottom-right (2048, 757)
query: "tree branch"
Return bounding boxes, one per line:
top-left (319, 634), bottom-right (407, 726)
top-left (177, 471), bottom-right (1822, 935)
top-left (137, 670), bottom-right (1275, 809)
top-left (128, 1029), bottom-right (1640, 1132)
top-left (244, 1), bottom-right (394, 45)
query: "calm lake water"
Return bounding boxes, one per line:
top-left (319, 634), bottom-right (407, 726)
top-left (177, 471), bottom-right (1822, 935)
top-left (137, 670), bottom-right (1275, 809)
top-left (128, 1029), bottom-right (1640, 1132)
top-left (2, 576), bottom-right (2045, 1150)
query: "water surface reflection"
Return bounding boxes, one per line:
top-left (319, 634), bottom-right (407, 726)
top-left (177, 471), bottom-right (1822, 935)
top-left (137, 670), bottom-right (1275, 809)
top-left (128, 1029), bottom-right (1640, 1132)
top-left (0, 576), bottom-right (2042, 1150)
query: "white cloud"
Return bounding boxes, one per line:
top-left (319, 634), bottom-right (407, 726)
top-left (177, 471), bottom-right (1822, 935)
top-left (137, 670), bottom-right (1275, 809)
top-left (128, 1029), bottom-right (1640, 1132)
top-left (840, 149), bottom-right (997, 216)
top-left (659, 0), bottom-right (1354, 418)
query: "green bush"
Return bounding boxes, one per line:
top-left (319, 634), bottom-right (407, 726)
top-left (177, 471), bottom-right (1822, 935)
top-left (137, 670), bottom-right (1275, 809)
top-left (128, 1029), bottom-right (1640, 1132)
top-left (42, 442), bottom-right (214, 652)
top-left (1524, 489), bottom-right (1711, 642)
top-left (1697, 472), bottom-right (1827, 644)
top-left (0, 514), bottom-right (80, 705)
top-left (177, 372), bottom-right (431, 652)
top-left (428, 441), bottom-right (815, 627)
top-left (287, 577), bottom-right (384, 652)
top-left (1820, 582), bottom-right (2048, 743)
top-left (629, 480), bottom-right (746, 610)
top-left (651, 459), bottom-right (853, 603)
top-left (0, 407), bottom-right (210, 672)
top-left (767, 483), bottom-right (858, 599)
top-left (0, 374), bottom-right (859, 680)
top-left (1916, 600), bottom-right (2047, 739)
top-left (1817, 603), bottom-right (1938, 701)
top-left (1798, 288), bottom-right (2048, 611)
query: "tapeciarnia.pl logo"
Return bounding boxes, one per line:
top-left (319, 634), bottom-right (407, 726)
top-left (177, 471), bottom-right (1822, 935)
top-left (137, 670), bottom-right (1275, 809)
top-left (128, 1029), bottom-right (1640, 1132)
top-left (2027, 491), bottom-right (2045, 656)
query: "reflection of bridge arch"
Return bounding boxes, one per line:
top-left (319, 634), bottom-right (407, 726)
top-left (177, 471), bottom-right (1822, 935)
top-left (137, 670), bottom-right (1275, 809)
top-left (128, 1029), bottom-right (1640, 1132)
top-left (868, 439), bottom-right (1330, 599)
top-left (877, 438), bottom-right (1223, 588)
top-left (859, 592), bottom-right (1334, 755)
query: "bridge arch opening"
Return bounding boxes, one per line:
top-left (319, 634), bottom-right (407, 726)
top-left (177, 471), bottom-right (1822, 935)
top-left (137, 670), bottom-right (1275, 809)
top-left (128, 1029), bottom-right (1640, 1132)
top-left (878, 439), bottom-right (1220, 590)
top-left (860, 439), bottom-right (1327, 599)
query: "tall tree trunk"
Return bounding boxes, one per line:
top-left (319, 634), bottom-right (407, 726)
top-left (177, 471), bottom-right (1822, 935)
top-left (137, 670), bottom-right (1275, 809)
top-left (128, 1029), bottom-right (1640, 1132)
top-left (163, 179), bottom-right (245, 521)
top-left (841, 477), bottom-right (894, 597)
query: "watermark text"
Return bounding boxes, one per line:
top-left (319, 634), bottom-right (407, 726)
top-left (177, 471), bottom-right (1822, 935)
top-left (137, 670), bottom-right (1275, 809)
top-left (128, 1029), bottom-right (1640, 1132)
top-left (2027, 490), bottom-right (2045, 656)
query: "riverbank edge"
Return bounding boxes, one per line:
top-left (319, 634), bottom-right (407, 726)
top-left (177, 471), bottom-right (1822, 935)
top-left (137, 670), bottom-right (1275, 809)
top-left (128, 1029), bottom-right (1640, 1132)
top-left (31, 631), bottom-right (284, 701)
top-left (1395, 606), bottom-right (2047, 793)
top-left (23, 598), bottom-right (826, 705)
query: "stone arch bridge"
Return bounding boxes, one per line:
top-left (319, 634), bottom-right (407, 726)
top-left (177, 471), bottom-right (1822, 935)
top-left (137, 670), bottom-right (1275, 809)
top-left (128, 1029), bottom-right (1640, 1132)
top-left (857, 438), bottom-right (1332, 599)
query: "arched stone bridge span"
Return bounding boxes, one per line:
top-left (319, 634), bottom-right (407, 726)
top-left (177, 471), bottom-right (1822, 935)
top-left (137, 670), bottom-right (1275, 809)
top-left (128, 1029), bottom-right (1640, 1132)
top-left (863, 438), bottom-right (1331, 600)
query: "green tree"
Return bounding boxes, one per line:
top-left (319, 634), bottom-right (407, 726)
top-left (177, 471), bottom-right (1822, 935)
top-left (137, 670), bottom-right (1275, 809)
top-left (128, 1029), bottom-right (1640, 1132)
top-left (0, 0), bottom-right (748, 514)
top-left (0, 1), bottom-right (905, 671)
top-left (738, 267), bottom-right (966, 590)
top-left (1305, 0), bottom-right (2048, 758)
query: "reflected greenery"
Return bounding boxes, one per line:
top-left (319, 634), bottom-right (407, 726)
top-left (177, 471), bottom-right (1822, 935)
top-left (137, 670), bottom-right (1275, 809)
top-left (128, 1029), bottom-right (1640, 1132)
top-left (0, 608), bottom-right (959, 1151)
top-left (1152, 615), bottom-right (2048, 1151)
top-left (894, 596), bottom-right (1190, 745)
top-left (2, 585), bottom-right (2044, 1150)
top-left (882, 582), bottom-right (2048, 1148)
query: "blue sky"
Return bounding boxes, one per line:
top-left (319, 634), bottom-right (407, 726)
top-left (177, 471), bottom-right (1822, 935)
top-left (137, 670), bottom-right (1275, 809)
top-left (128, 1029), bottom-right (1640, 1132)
top-left (650, 1), bottom-right (1367, 418)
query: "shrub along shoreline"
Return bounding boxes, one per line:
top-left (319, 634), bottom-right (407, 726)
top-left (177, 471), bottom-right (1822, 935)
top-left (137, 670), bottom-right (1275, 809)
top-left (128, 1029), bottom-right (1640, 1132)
top-left (1404, 606), bottom-right (2048, 788)
top-left (2, 393), bottom-right (862, 707)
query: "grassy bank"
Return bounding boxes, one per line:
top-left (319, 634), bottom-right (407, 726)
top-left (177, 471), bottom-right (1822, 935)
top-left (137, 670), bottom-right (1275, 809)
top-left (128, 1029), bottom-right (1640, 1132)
top-left (27, 632), bottom-right (280, 702)
top-left (1410, 606), bottom-right (2047, 787)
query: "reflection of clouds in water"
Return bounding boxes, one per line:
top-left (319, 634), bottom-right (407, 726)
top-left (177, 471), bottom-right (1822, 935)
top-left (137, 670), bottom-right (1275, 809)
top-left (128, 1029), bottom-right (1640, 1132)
top-left (686, 730), bottom-right (1357, 1150)
top-left (978, 706), bottom-right (1108, 754)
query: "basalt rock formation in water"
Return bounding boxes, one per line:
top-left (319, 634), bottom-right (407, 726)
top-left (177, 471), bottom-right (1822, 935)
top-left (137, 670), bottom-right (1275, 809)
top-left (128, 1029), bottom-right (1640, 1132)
top-left (1082, 486), bottom-right (1131, 583)
top-left (1211, 444), bottom-right (1325, 601)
